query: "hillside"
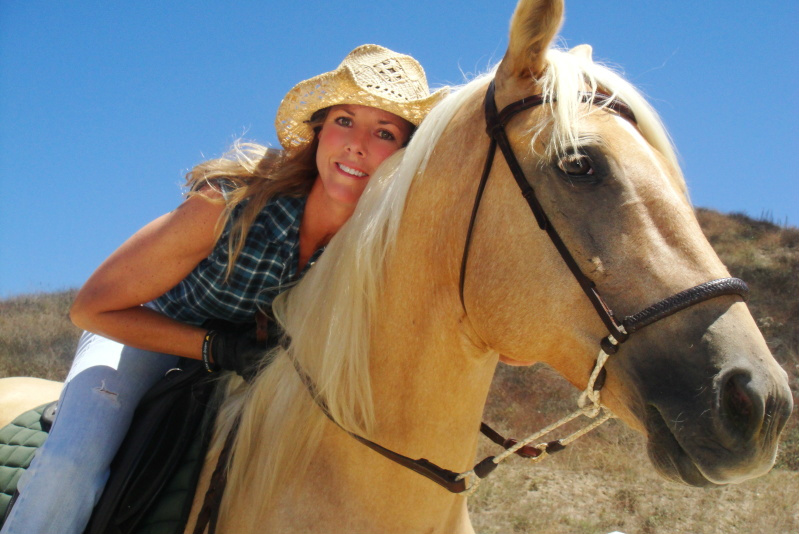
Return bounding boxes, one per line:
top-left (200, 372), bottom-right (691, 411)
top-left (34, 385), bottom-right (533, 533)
top-left (0, 208), bottom-right (797, 533)
top-left (0, 289), bottom-right (79, 381)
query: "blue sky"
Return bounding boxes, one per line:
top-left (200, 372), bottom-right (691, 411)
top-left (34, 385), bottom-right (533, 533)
top-left (1, 1), bottom-right (797, 298)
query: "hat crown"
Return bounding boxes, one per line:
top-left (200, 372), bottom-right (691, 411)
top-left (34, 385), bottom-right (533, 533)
top-left (343, 45), bottom-right (430, 103)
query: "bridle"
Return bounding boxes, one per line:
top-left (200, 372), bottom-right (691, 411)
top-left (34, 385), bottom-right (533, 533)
top-left (446, 78), bottom-right (748, 491)
top-left (195, 79), bottom-right (750, 529)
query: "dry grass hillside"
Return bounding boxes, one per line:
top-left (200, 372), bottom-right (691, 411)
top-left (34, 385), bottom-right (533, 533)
top-left (0, 208), bottom-right (797, 533)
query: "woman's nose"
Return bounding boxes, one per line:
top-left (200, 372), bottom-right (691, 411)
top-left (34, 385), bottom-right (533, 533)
top-left (345, 129), bottom-right (368, 156)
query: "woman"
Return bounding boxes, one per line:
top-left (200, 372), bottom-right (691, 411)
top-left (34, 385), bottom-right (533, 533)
top-left (1, 44), bottom-right (447, 534)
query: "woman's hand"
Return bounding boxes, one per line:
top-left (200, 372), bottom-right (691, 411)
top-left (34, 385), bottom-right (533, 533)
top-left (207, 327), bottom-right (265, 381)
top-left (69, 191), bottom-right (226, 359)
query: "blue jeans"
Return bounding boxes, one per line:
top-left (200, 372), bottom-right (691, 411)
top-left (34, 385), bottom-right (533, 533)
top-left (0, 332), bottom-right (179, 534)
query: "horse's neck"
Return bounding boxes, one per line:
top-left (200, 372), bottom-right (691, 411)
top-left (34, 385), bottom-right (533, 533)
top-left (268, 212), bottom-right (497, 533)
top-left (366, 195), bottom-right (500, 470)
top-left (245, 274), bottom-right (493, 534)
top-left (363, 107), bottom-right (501, 467)
top-left (370, 278), bottom-right (497, 467)
top-left (277, 247), bottom-right (495, 533)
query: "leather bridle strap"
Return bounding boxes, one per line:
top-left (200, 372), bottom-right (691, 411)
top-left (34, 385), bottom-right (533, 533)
top-left (289, 356), bottom-right (473, 493)
top-left (460, 80), bottom-right (635, 340)
top-left (193, 414), bottom-right (241, 534)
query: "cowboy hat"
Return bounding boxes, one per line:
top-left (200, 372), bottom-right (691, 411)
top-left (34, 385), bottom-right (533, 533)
top-left (275, 44), bottom-right (448, 150)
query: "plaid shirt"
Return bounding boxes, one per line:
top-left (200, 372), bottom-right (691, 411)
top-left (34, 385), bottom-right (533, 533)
top-left (150, 195), bottom-right (322, 325)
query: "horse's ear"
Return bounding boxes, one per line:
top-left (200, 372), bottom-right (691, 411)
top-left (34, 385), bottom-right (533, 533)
top-left (497, 0), bottom-right (564, 80)
top-left (568, 44), bottom-right (593, 62)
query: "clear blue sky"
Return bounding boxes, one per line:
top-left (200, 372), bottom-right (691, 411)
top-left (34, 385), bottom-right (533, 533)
top-left (2, 1), bottom-right (797, 298)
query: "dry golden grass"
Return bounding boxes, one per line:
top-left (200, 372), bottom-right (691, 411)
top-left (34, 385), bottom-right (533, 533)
top-left (0, 209), bottom-right (796, 533)
top-left (0, 290), bottom-right (78, 381)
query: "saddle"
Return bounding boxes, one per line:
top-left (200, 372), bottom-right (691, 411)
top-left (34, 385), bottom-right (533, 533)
top-left (0, 360), bottom-right (218, 534)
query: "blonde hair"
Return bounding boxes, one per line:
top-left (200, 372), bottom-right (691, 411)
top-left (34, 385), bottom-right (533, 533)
top-left (183, 114), bottom-right (325, 278)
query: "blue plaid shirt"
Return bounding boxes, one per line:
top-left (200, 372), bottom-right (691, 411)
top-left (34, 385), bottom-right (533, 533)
top-left (150, 195), bottom-right (322, 325)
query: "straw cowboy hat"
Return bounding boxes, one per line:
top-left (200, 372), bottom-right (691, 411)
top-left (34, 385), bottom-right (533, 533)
top-left (275, 44), bottom-right (448, 150)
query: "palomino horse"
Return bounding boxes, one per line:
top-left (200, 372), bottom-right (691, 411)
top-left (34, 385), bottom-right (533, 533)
top-left (182, 0), bottom-right (792, 533)
top-left (1, 0), bottom-right (790, 532)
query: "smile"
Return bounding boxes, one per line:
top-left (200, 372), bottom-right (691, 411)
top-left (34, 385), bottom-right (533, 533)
top-left (337, 163), bottom-right (368, 178)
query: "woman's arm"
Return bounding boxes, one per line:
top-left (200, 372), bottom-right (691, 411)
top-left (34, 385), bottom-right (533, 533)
top-left (70, 192), bottom-right (226, 359)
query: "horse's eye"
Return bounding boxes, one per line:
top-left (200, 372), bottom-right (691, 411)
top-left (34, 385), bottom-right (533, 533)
top-left (557, 153), bottom-right (594, 176)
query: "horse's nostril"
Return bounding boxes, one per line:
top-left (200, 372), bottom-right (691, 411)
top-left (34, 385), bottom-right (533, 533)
top-left (721, 372), bottom-right (760, 440)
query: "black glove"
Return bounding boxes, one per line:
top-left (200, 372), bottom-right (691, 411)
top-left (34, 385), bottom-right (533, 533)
top-left (208, 327), bottom-right (263, 382)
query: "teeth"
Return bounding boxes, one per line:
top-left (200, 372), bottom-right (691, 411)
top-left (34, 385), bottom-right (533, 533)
top-left (339, 164), bottom-right (367, 177)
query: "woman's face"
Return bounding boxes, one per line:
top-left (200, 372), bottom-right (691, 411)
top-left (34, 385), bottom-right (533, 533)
top-left (314, 104), bottom-right (412, 210)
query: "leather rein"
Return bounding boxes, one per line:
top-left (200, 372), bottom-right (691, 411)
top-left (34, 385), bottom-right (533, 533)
top-left (196, 79), bottom-right (750, 529)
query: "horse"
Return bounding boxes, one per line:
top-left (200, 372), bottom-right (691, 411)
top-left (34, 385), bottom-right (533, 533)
top-left (177, 0), bottom-right (792, 532)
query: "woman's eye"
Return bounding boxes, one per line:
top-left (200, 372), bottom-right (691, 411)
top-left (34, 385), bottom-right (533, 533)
top-left (377, 130), bottom-right (396, 141)
top-left (557, 153), bottom-right (594, 176)
top-left (334, 116), bottom-right (353, 127)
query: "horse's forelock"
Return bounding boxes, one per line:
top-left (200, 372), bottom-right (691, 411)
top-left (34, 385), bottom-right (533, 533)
top-left (539, 48), bottom-right (687, 195)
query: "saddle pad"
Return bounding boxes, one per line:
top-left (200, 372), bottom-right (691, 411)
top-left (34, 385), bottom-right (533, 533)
top-left (0, 403), bottom-right (49, 521)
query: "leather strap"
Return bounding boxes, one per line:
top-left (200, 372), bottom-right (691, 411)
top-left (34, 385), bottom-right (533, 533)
top-left (193, 415), bottom-right (240, 534)
top-left (623, 277), bottom-right (748, 334)
top-left (461, 81), bottom-right (632, 341)
top-left (290, 356), bottom-right (472, 493)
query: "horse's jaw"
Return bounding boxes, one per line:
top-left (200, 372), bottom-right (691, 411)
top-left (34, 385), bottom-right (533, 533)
top-left (644, 406), bottom-right (733, 488)
top-left (644, 382), bottom-right (790, 488)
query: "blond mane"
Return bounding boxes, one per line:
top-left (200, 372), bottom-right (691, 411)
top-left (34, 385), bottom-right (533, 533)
top-left (213, 47), bottom-right (683, 523)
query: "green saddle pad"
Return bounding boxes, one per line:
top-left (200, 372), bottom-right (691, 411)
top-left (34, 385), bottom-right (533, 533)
top-left (0, 404), bottom-right (208, 534)
top-left (0, 403), bottom-right (50, 518)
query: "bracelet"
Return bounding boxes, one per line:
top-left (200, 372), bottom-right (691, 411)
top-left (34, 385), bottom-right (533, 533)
top-left (202, 330), bottom-right (219, 373)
